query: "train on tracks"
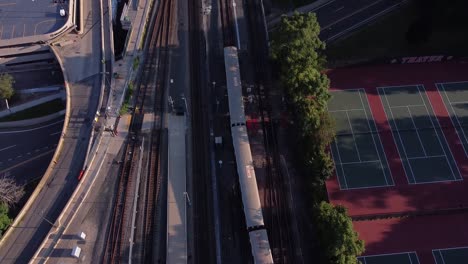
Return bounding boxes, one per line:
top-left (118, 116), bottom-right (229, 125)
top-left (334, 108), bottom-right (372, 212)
top-left (224, 46), bottom-right (274, 264)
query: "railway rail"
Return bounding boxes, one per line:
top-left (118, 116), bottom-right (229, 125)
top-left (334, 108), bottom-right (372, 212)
top-left (244, 0), bottom-right (295, 262)
top-left (101, 0), bottom-right (173, 262)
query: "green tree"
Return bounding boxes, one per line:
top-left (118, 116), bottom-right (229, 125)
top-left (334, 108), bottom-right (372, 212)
top-left (0, 74), bottom-right (15, 109)
top-left (315, 202), bottom-right (365, 264)
top-left (0, 203), bottom-right (12, 236)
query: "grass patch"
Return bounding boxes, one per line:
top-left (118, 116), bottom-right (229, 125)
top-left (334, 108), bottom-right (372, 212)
top-left (0, 99), bottom-right (65, 122)
top-left (132, 56), bottom-right (140, 71)
top-left (119, 81), bottom-right (135, 115)
top-left (326, 2), bottom-right (468, 64)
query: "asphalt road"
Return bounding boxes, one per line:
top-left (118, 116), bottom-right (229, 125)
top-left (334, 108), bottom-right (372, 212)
top-left (268, 0), bottom-right (406, 42)
top-left (0, 118), bottom-right (64, 184)
top-left (0, 0), bottom-right (102, 261)
top-left (0, 0), bottom-right (67, 40)
top-left (317, 0), bottom-right (405, 42)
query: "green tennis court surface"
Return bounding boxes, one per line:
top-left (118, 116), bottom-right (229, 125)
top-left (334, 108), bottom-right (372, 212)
top-left (433, 247), bottom-right (468, 264)
top-left (358, 252), bottom-right (419, 264)
top-left (437, 81), bottom-right (468, 157)
top-left (329, 89), bottom-right (393, 190)
top-left (378, 85), bottom-right (462, 184)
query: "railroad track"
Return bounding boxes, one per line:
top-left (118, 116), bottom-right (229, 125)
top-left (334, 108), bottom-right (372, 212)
top-left (101, 0), bottom-right (173, 262)
top-left (220, 0), bottom-right (235, 46)
top-left (189, 0), bottom-right (217, 261)
top-left (244, 0), bottom-right (295, 262)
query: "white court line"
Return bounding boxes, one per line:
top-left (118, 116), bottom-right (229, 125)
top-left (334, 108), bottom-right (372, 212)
top-left (336, 160), bottom-right (380, 165)
top-left (345, 111), bottom-right (362, 162)
top-left (380, 87), bottom-right (416, 183)
top-left (431, 250), bottom-right (444, 264)
top-left (0, 120), bottom-right (63, 134)
top-left (407, 155), bottom-right (445, 160)
top-left (448, 101), bottom-right (468, 105)
top-left (435, 81), bottom-right (468, 86)
top-left (408, 252), bottom-right (414, 264)
top-left (379, 84), bottom-right (424, 89)
top-left (390, 104), bottom-right (426, 109)
top-left (417, 85), bottom-right (460, 181)
top-left (359, 251), bottom-right (419, 261)
top-left (438, 83), bottom-right (468, 156)
top-left (0, 145), bottom-right (16, 152)
top-left (331, 141), bottom-right (349, 190)
top-left (329, 108), bottom-right (364, 113)
top-left (433, 246), bottom-right (468, 251)
top-left (358, 89), bottom-right (391, 185)
top-left (407, 106), bottom-right (428, 156)
top-left (49, 131), bottom-right (62, 136)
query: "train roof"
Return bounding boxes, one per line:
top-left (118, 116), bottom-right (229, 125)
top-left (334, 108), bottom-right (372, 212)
top-left (231, 125), bottom-right (264, 228)
top-left (249, 229), bottom-right (274, 264)
top-left (224, 46), bottom-right (247, 125)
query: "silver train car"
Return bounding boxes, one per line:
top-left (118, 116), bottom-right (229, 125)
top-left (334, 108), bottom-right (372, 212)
top-left (224, 46), bottom-right (274, 264)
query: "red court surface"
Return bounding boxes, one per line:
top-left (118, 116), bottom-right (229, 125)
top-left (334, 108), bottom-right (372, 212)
top-left (326, 62), bottom-right (468, 217)
top-left (353, 212), bottom-right (468, 263)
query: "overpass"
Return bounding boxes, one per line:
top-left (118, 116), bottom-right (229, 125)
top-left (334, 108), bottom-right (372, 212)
top-left (0, 0), bottom-right (105, 262)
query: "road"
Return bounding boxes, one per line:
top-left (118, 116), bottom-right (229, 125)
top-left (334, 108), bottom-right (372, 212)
top-left (268, 0), bottom-right (407, 42)
top-left (0, 0), bottom-right (103, 261)
top-left (0, 118), bottom-right (63, 184)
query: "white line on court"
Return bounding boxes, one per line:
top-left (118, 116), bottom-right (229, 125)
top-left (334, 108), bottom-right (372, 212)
top-left (337, 160), bottom-right (380, 165)
top-left (357, 88), bottom-right (391, 185)
top-left (329, 108), bottom-right (365, 113)
top-left (417, 85), bottom-right (460, 180)
top-left (346, 110), bottom-right (362, 162)
top-left (0, 120), bottom-right (63, 134)
top-left (334, 6), bottom-right (344, 12)
top-left (438, 83), bottom-right (468, 157)
top-left (50, 131), bottom-right (62, 136)
top-left (0, 145), bottom-right (16, 152)
top-left (380, 87), bottom-right (417, 183)
top-left (390, 104), bottom-right (426, 109)
top-left (407, 155), bottom-right (445, 160)
top-left (407, 106), bottom-right (428, 156)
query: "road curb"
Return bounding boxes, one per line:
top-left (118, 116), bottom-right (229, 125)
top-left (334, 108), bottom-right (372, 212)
top-left (0, 45), bottom-right (71, 247)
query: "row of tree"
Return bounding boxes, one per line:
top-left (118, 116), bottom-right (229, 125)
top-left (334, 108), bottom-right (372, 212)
top-left (271, 12), bottom-right (364, 263)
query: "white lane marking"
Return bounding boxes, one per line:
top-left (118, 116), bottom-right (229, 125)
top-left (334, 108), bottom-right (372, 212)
top-left (327, 1), bottom-right (402, 41)
top-left (322, 0), bottom-right (385, 29)
top-left (334, 6), bottom-right (345, 12)
top-left (310, 0), bottom-right (337, 11)
top-left (0, 120), bottom-right (63, 134)
top-left (0, 145), bottom-right (16, 152)
top-left (50, 131), bottom-right (62, 136)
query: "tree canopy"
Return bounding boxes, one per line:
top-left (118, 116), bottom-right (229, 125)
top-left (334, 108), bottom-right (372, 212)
top-left (271, 12), bottom-right (335, 184)
top-left (0, 203), bottom-right (12, 236)
top-left (315, 202), bottom-right (365, 264)
top-left (0, 74), bottom-right (14, 100)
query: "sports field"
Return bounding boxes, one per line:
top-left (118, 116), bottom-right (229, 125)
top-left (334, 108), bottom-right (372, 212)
top-left (437, 82), bottom-right (468, 157)
top-left (326, 62), bottom-right (468, 263)
top-left (329, 89), bottom-right (392, 189)
top-left (433, 247), bottom-right (468, 264)
top-left (378, 84), bottom-right (461, 184)
top-left (358, 252), bottom-right (419, 264)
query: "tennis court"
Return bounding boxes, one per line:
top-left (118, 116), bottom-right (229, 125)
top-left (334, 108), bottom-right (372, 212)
top-left (358, 252), bottom-right (419, 264)
top-left (437, 81), bottom-right (468, 157)
top-left (433, 246), bottom-right (468, 264)
top-left (378, 85), bottom-right (462, 184)
top-left (329, 89), bottom-right (393, 190)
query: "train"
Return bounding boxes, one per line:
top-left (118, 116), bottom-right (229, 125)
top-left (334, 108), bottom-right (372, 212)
top-left (224, 46), bottom-right (274, 264)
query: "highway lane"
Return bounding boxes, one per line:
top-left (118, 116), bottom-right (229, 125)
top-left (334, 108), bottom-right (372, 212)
top-left (0, 119), bottom-right (64, 182)
top-left (268, 0), bottom-right (406, 42)
top-left (0, 0), bottom-right (103, 261)
top-left (318, 0), bottom-right (405, 42)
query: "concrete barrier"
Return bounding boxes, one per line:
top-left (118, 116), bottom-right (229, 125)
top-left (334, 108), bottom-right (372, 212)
top-left (0, 110), bottom-right (65, 128)
top-left (0, 93), bottom-right (65, 118)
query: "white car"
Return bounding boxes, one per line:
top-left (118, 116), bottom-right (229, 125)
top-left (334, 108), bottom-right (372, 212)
top-left (60, 8), bottom-right (66, 17)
